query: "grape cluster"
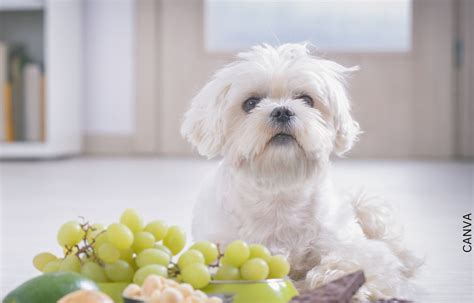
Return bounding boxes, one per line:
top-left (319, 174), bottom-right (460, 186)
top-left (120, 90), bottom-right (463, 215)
top-left (177, 240), bottom-right (290, 289)
top-left (33, 210), bottom-right (291, 290)
top-left (33, 209), bottom-right (185, 285)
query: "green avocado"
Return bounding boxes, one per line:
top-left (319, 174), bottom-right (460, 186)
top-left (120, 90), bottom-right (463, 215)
top-left (2, 272), bottom-right (98, 303)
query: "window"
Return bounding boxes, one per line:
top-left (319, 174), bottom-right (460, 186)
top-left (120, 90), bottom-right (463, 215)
top-left (205, 0), bottom-right (412, 52)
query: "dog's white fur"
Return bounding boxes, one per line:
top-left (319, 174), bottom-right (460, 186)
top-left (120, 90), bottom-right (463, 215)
top-left (181, 43), bottom-right (421, 300)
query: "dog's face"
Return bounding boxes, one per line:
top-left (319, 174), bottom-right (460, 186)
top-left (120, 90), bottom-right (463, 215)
top-left (181, 44), bottom-right (360, 183)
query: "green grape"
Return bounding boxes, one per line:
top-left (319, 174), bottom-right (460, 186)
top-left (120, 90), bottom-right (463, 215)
top-left (144, 220), bottom-right (168, 241)
top-left (93, 230), bottom-right (108, 248)
top-left (80, 256), bottom-right (94, 265)
top-left (120, 209), bottom-right (144, 233)
top-left (190, 241), bottom-right (219, 265)
top-left (214, 264), bottom-right (240, 280)
top-left (178, 249), bottom-right (205, 269)
top-left (224, 240), bottom-right (250, 267)
top-left (86, 223), bottom-right (105, 244)
top-left (240, 258), bottom-right (269, 281)
top-left (98, 243), bottom-right (120, 263)
top-left (43, 260), bottom-right (61, 273)
top-left (136, 248), bottom-right (170, 268)
top-left (86, 229), bottom-right (100, 245)
top-left (132, 231), bottom-right (155, 253)
top-left (105, 260), bottom-right (135, 282)
top-left (60, 255), bottom-right (81, 273)
top-left (268, 255), bottom-right (290, 278)
top-left (181, 263), bottom-right (211, 289)
top-left (57, 221), bottom-right (84, 247)
top-left (81, 262), bottom-right (108, 282)
top-left (220, 256), bottom-right (230, 265)
top-left (249, 244), bottom-right (271, 262)
top-left (154, 243), bottom-right (172, 256)
top-left (163, 226), bottom-right (186, 255)
top-left (107, 223), bottom-right (134, 250)
top-left (133, 264), bottom-right (168, 285)
top-left (119, 248), bottom-right (135, 264)
top-left (129, 257), bottom-right (139, 271)
top-left (33, 252), bottom-right (57, 271)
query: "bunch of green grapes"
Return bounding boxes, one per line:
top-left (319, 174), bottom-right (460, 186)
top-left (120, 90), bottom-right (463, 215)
top-left (33, 211), bottom-right (291, 290)
top-left (175, 240), bottom-right (291, 289)
top-left (33, 209), bottom-right (186, 285)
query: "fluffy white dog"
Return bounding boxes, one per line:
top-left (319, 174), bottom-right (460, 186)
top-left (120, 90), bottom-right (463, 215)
top-left (181, 43), bottom-right (421, 300)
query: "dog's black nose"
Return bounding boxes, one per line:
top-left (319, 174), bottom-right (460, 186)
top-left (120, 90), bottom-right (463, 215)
top-left (270, 106), bottom-right (294, 123)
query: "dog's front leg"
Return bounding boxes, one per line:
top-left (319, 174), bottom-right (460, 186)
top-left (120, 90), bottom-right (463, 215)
top-left (303, 239), bottom-right (408, 301)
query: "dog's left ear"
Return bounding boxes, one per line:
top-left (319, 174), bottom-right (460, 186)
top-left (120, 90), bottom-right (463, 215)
top-left (181, 78), bottom-right (231, 158)
top-left (319, 60), bottom-right (361, 156)
top-left (334, 102), bottom-right (361, 156)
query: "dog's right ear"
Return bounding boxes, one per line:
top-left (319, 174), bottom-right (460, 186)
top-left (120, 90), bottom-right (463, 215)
top-left (181, 78), bottom-right (231, 158)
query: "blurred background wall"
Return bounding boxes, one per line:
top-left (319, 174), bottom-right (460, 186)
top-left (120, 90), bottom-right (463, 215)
top-left (83, 0), bottom-right (135, 137)
top-left (0, 0), bottom-right (472, 159)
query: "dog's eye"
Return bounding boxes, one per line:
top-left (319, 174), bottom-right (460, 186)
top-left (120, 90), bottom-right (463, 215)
top-left (297, 95), bottom-right (314, 107)
top-left (242, 97), bottom-right (261, 113)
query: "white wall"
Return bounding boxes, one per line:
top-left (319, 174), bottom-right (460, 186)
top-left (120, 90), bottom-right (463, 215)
top-left (154, 0), bottom-right (456, 158)
top-left (83, 0), bottom-right (135, 136)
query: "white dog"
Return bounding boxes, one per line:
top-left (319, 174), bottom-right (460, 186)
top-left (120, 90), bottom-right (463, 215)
top-left (181, 43), bottom-right (421, 300)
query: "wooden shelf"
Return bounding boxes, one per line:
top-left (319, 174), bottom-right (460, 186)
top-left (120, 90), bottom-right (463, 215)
top-left (0, 0), bottom-right (82, 159)
top-left (1, 142), bottom-right (49, 158)
top-left (0, 142), bottom-right (80, 158)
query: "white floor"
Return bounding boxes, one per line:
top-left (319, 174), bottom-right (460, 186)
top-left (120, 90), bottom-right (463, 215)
top-left (0, 157), bottom-right (472, 302)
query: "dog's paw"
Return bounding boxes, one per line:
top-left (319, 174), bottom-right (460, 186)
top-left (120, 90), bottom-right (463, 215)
top-left (304, 268), bottom-right (348, 290)
top-left (303, 260), bottom-right (360, 291)
top-left (351, 286), bottom-right (371, 302)
top-left (352, 283), bottom-right (392, 302)
top-left (304, 268), bottom-right (387, 302)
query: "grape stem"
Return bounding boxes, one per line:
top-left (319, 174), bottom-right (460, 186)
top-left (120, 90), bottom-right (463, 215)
top-left (168, 262), bottom-right (180, 277)
top-left (209, 242), bottom-right (224, 268)
top-left (62, 218), bottom-right (103, 265)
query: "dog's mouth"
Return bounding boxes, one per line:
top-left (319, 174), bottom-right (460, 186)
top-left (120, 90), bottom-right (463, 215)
top-left (269, 133), bottom-right (296, 145)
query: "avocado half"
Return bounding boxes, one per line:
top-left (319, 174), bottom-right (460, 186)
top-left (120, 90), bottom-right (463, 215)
top-left (3, 272), bottom-right (99, 303)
